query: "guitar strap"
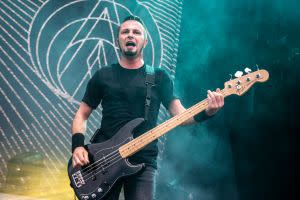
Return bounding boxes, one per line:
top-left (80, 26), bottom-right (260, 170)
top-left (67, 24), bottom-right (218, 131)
top-left (144, 65), bottom-right (156, 121)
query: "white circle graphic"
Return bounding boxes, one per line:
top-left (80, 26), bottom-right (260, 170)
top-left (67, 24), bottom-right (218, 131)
top-left (29, 0), bottom-right (161, 103)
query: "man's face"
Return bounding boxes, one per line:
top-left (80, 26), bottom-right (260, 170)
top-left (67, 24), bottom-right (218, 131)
top-left (118, 20), bottom-right (147, 57)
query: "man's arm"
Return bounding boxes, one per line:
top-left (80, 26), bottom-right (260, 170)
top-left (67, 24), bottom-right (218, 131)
top-left (71, 102), bottom-right (93, 167)
top-left (168, 89), bottom-right (224, 126)
top-left (72, 102), bottom-right (93, 133)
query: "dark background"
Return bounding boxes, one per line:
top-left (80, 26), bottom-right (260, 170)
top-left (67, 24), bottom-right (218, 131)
top-left (157, 0), bottom-right (299, 200)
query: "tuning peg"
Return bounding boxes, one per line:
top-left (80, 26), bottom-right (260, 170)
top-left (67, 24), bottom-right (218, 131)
top-left (234, 71), bottom-right (243, 78)
top-left (244, 68), bottom-right (252, 74)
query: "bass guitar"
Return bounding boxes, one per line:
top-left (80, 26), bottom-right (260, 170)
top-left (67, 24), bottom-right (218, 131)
top-left (68, 69), bottom-right (269, 200)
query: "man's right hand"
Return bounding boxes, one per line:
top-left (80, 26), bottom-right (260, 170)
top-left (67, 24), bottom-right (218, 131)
top-left (72, 146), bottom-right (90, 167)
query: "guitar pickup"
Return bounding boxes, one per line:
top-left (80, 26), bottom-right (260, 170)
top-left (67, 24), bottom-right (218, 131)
top-left (72, 170), bottom-right (85, 188)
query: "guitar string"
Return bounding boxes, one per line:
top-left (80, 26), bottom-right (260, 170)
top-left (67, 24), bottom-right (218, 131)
top-left (79, 135), bottom-right (146, 177)
top-left (82, 100), bottom-right (211, 182)
top-left (81, 149), bottom-right (120, 176)
top-left (80, 99), bottom-right (207, 177)
top-left (83, 155), bottom-right (123, 182)
top-left (80, 99), bottom-right (214, 181)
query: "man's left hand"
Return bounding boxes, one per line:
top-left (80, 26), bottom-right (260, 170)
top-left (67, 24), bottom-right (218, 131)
top-left (205, 88), bottom-right (224, 116)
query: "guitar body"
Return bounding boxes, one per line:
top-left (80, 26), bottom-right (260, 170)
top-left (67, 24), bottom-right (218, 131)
top-left (68, 118), bottom-right (145, 200)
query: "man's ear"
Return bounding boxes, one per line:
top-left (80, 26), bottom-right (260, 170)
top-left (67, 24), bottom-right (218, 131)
top-left (143, 38), bottom-right (148, 48)
top-left (116, 39), bottom-right (120, 48)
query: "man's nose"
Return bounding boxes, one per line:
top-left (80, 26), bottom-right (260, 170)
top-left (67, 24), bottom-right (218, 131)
top-left (127, 31), bottom-right (134, 38)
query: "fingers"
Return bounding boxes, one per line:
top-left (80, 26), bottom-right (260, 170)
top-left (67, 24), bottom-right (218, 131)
top-left (83, 149), bottom-right (89, 165)
top-left (215, 88), bottom-right (224, 107)
top-left (208, 89), bottom-right (224, 107)
top-left (72, 147), bottom-right (90, 168)
top-left (208, 90), bottom-right (221, 108)
top-left (207, 90), bottom-right (216, 107)
top-left (72, 155), bottom-right (82, 168)
top-left (206, 89), bottom-right (224, 115)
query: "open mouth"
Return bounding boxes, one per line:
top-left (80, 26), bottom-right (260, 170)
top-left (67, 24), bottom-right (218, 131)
top-left (126, 41), bottom-right (136, 47)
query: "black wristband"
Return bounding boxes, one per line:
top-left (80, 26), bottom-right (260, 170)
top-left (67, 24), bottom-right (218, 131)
top-left (193, 112), bottom-right (214, 123)
top-left (72, 133), bottom-right (85, 153)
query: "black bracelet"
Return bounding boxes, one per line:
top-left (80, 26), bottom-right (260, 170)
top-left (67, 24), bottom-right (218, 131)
top-left (193, 112), bottom-right (214, 123)
top-left (72, 133), bottom-right (85, 153)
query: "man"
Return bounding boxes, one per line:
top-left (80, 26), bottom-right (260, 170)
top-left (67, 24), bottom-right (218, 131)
top-left (71, 15), bottom-right (224, 200)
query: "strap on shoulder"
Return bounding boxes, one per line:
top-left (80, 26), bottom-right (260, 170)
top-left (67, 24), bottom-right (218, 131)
top-left (144, 65), bottom-right (156, 121)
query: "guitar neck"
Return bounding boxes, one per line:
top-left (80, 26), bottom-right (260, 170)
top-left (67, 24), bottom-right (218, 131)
top-left (119, 90), bottom-right (228, 158)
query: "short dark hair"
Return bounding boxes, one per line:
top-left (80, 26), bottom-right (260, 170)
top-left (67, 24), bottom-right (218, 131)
top-left (117, 15), bottom-right (147, 38)
top-left (122, 15), bottom-right (146, 27)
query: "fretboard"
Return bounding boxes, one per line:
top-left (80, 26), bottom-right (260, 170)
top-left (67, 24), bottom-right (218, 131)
top-left (119, 90), bottom-right (227, 158)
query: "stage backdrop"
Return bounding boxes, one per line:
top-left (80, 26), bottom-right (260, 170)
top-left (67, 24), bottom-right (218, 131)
top-left (0, 0), bottom-right (183, 198)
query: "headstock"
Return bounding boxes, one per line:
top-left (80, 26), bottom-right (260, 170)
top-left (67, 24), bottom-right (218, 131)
top-left (223, 69), bottom-right (269, 96)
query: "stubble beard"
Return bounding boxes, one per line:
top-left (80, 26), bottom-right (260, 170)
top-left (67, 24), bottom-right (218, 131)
top-left (122, 47), bottom-right (143, 58)
top-left (124, 50), bottom-right (137, 57)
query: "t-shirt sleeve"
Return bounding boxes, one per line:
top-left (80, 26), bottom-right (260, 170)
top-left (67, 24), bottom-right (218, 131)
top-left (82, 70), bottom-right (103, 109)
top-left (157, 69), bottom-right (179, 109)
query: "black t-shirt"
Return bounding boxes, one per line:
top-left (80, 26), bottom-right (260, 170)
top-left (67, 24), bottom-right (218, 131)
top-left (82, 63), bottom-right (177, 167)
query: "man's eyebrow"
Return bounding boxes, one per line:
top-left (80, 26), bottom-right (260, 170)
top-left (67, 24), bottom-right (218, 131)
top-left (120, 28), bottom-right (129, 32)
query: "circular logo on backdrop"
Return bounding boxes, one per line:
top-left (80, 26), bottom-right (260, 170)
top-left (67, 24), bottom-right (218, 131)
top-left (29, 0), bottom-right (161, 103)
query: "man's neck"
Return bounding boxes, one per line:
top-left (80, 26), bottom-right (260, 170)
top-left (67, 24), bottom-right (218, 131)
top-left (119, 56), bottom-right (144, 69)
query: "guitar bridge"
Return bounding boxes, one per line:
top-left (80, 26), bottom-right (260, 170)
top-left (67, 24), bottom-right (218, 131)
top-left (72, 170), bottom-right (85, 188)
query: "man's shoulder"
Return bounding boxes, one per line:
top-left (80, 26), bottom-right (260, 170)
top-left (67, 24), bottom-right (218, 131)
top-left (144, 65), bottom-right (165, 74)
top-left (100, 64), bottom-right (115, 71)
top-left (153, 67), bottom-right (171, 78)
top-left (144, 66), bottom-right (173, 85)
top-left (95, 64), bottom-right (116, 75)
